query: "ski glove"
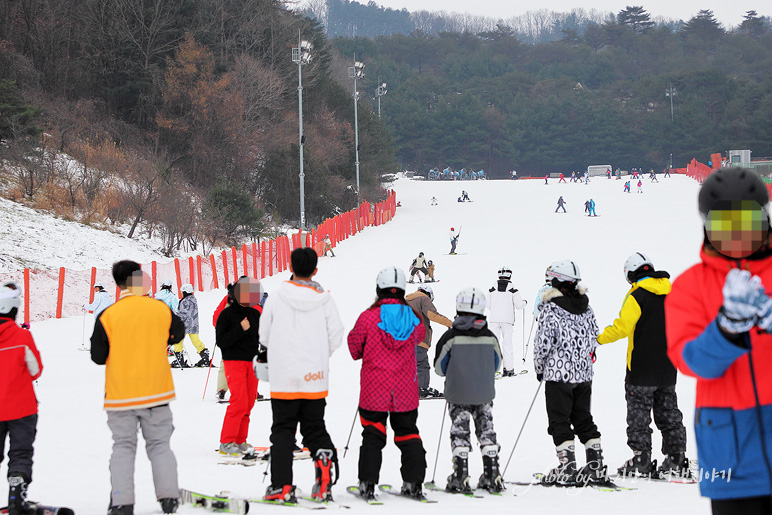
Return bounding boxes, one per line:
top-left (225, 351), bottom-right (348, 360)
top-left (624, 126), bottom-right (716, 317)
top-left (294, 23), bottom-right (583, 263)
top-left (717, 269), bottom-right (772, 334)
top-left (536, 373), bottom-right (543, 383)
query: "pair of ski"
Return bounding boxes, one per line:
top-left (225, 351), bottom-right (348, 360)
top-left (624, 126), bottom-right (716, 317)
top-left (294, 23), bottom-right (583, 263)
top-left (0, 503), bottom-right (74, 514)
top-left (346, 484), bottom-right (435, 504)
top-left (507, 473), bottom-right (635, 492)
top-left (181, 488), bottom-right (349, 512)
top-left (217, 446), bottom-right (312, 467)
top-left (495, 369), bottom-right (528, 379)
top-left (424, 481), bottom-right (506, 498)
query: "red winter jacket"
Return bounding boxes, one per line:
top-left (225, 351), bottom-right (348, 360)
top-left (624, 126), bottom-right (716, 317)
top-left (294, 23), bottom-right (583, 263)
top-left (0, 320), bottom-right (43, 421)
top-left (348, 299), bottom-right (426, 412)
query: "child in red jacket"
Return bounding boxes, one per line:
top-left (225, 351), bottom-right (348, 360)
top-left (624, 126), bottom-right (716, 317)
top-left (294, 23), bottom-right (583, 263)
top-left (348, 266), bottom-right (427, 501)
top-left (0, 282), bottom-right (43, 515)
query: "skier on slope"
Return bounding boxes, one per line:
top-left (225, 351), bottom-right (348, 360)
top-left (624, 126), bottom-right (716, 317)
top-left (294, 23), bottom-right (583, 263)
top-left (0, 281), bottom-right (43, 515)
top-left (84, 281), bottom-right (114, 317)
top-left (175, 284), bottom-right (211, 368)
top-left (534, 260), bottom-right (605, 486)
top-left (154, 279), bottom-right (179, 313)
top-left (323, 234), bottom-right (335, 257)
top-left (624, 181), bottom-right (631, 193)
top-left (425, 260), bottom-right (437, 282)
top-left (589, 199), bottom-right (597, 217)
top-left (637, 180), bottom-right (643, 193)
top-left (584, 200), bottom-right (591, 215)
top-left (555, 196), bottom-right (567, 213)
top-left (597, 253), bottom-right (690, 478)
top-left (406, 284), bottom-right (452, 398)
top-left (449, 227), bottom-right (460, 255)
top-left (434, 287), bottom-right (504, 494)
top-left (431, 197), bottom-right (438, 206)
top-left (487, 267), bottom-right (527, 377)
top-left (408, 252), bottom-right (430, 283)
top-left (260, 248), bottom-right (343, 503)
top-left (348, 267), bottom-right (428, 501)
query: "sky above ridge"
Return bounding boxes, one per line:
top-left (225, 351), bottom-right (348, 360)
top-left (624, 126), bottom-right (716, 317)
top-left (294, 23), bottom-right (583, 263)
top-left (371, 0), bottom-right (769, 27)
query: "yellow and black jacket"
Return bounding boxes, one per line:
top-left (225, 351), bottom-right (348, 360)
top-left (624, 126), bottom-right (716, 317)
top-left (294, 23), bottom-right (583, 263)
top-left (597, 271), bottom-right (677, 386)
top-left (91, 290), bottom-right (185, 410)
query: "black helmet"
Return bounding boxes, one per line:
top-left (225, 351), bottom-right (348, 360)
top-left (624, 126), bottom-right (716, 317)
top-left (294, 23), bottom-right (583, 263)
top-left (699, 168), bottom-right (769, 219)
top-left (419, 252), bottom-right (424, 257)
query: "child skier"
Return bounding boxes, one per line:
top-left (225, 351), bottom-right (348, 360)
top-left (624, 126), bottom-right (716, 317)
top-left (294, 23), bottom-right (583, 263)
top-left (624, 181), bottom-right (631, 193)
top-left (154, 279), bottom-right (179, 313)
top-left (0, 282), bottom-right (43, 515)
top-left (431, 197), bottom-right (438, 206)
top-left (449, 227), bottom-right (460, 254)
top-left (435, 287), bottom-right (504, 494)
top-left (555, 196), bottom-right (566, 213)
top-left (534, 260), bottom-right (605, 486)
top-left (216, 277), bottom-right (262, 457)
top-left (348, 267), bottom-right (428, 501)
top-left (597, 253), bottom-right (690, 478)
top-left (487, 267), bottom-right (527, 377)
top-left (84, 281), bottom-right (113, 317)
top-left (323, 234), bottom-right (335, 257)
top-left (406, 285), bottom-right (452, 398)
top-left (426, 260), bottom-right (437, 282)
top-left (637, 180), bottom-right (643, 193)
top-left (260, 248), bottom-right (344, 503)
top-left (176, 284), bottom-right (211, 368)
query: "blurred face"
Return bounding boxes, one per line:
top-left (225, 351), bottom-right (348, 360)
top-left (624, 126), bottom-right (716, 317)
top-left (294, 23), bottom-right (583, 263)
top-left (705, 200), bottom-right (770, 259)
top-left (126, 270), bottom-right (151, 296)
top-left (234, 278), bottom-right (262, 307)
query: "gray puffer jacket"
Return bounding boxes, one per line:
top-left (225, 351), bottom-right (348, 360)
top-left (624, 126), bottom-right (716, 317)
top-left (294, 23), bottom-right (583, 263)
top-left (178, 294), bottom-right (199, 334)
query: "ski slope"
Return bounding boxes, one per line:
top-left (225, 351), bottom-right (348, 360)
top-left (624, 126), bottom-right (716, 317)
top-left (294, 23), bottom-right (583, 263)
top-left (9, 174), bottom-right (711, 513)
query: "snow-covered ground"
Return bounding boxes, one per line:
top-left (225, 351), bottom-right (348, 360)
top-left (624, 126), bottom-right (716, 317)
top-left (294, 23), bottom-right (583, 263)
top-left (7, 174), bottom-right (711, 513)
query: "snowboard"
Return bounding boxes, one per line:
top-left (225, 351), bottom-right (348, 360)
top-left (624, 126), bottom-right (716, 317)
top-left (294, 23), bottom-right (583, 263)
top-left (179, 489), bottom-right (249, 514)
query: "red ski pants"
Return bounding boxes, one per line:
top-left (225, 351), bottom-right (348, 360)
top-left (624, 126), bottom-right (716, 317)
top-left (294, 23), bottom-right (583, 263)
top-left (220, 360), bottom-right (258, 444)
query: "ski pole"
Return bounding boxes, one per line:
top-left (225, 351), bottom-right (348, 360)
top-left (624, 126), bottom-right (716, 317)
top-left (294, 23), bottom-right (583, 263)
top-left (79, 311), bottom-right (88, 350)
top-left (342, 406), bottom-right (360, 458)
top-left (429, 401), bottom-right (448, 485)
top-left (523, 317), bottom-right (536, 363)
top-left (502, 379), bottom-right (543, 480)
top-left (202, 345), bottom-right (218, 400)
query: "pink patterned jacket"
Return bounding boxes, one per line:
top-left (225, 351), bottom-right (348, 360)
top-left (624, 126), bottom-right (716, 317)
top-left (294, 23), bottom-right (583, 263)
top-left (348, 299), bottom-right (426, 412)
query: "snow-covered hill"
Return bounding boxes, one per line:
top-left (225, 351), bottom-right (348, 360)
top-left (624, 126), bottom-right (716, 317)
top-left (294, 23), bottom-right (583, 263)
top-left (6, 174), bottom-right (711, 514)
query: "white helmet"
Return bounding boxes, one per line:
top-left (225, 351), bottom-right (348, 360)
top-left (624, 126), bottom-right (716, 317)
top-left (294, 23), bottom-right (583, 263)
top-left (456, 287), bottom-right (486, 315)
top-left (181, 283), bottom-right (194, 294)
top-left (0, 281), bottom-right (22, 315)
top-left (94, 281), bottom-right (105, 289)
top-left (498, 266), bottom-right (512, 280)
top-left (417, 284), bottom-right (434, 301)
top-left (624, 252), bottom-right (653, 284)
top-left (376, 266), bottom-right (406, 291)
top-left (546, 260), bottom-right (581, 284)
top-left (161, 279), bottom-right (173, 288)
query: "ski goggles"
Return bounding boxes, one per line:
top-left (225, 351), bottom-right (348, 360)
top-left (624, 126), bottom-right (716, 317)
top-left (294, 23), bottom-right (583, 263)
top-left (704, 200), bottom-right (771, 259)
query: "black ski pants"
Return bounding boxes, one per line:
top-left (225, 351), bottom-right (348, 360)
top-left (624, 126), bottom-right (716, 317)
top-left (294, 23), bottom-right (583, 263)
top-left (544, 381), bottom-right (601, 446)
top-left (270, 398), bottom-right (335, 487)
top-left (358, 408), bottom-right (426, 484)
top-left (625, 383), bottom-right (686, 455)
top-left (712, 496), bottom-right (772, 515)
top-left (0, 414), bottom-right (37, 482)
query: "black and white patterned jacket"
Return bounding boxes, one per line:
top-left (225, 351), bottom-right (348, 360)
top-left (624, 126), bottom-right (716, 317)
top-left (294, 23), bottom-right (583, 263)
top-left (534, 284), bottom-right (598, 383)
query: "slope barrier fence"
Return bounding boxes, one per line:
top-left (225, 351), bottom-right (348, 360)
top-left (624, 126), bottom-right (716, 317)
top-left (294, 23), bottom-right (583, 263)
top-left (0, 192), bottom-right (397, 324)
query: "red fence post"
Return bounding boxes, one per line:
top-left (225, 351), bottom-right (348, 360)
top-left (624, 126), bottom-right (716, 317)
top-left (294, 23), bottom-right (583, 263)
top-left (252, 242), bottom-right (258, 279)
top-left (269, 240), bottom-right (274, 276)
top-left (197, 255), bottom-right (204, 291)
top-left (210, 254), bottom-right (219, 289)
top-left (152, 261), bottom-right (157, 296)
top-left (188, 256), bottom-right (195, 287)
top-left (89, 267), bottom-right (97, 303)
top-left (56, 267), bottom-right (65, 319)
top-left (260, 242), bottom-right (266, 279)
top-left (232, 247), bottom-right (238, 279)
top-left (23, 268), bottom-right (29, 325)
top-left (242, 244), bottom-right (248, 277)
top-left (174, 259), bottom-right (183, 298)
top-left (222, 250), bottom-right (229, 285)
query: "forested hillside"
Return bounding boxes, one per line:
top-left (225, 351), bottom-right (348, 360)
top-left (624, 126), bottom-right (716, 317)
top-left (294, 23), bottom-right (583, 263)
top-left (330, 7), bottom-right (772, 176)
top-left (0, 0), bottom-right (395, 256)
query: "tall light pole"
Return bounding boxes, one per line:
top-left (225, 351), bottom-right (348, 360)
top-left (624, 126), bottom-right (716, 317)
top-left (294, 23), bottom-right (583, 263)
top-left (292, 36), bottom-right (313, 229)
top-left (375, 81), bottom-right (387, 118)
top-left (665, 83), bottom-right (677, 122)
top-left (348, 59), bottom-right (365, 194)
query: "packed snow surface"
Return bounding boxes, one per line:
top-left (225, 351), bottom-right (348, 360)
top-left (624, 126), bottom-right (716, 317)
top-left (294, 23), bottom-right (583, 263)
top-left (9, 175), bottom-right (711, 513)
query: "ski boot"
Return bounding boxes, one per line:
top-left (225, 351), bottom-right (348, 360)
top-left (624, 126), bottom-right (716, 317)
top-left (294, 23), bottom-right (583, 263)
top-left (357, 480), bottom-right (377, 501)
top-left (445, 447), bottom-right (472, 494)
top-left (419, 387), bottom-right (444, 399)
top-left (400, 481), bottom-right (425, 500)
top-left (477, 445), bottom-right (504, 493)
top-left (216, 389), bottom-right (226, 402)
top-left (617, 450), bottom-right (656, 478)
top-left (541, 441), bottom-right (577, 486)
top-left (159, 498), bottom-right (179, 514)
top-left (171, 352), bottom-right (190, 368)
top-left (264, 485), bottom-right (297, 503)
top-left (107, 505), bottom-right (134, 515)
top-left (238, 442), bottom-right (254, 454)
top-left (194, 349), bottom-right (211, 367)
top-left (312, 449), bottom-right (338, 501)
top-left (8, 474), bottom-right (29, 515)
top-left (576, 439), bottom-right (607, 485)
top-left (657, 453), bottom-right (692, 479)
top-left (219, 442), bottom-right (241, 456)
top-left (502, 369), bottom-right (515, 377)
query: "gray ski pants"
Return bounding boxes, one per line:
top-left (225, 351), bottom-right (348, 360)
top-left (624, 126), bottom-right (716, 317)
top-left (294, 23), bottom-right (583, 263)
top-left (416, 346), bottom-right (431, 390)
top-left (625, 383), bottom-right (686, 455)
top-left (106, 404), bottom-right (179, 505)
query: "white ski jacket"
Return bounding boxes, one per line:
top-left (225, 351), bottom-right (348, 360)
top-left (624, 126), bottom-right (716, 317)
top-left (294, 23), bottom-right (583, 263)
top-left (487, 280), bottom-right (527, 325)
top-left (259, 280), bottom-right (344, 400)
top-left (84, 290), bottom-right (114, 317)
